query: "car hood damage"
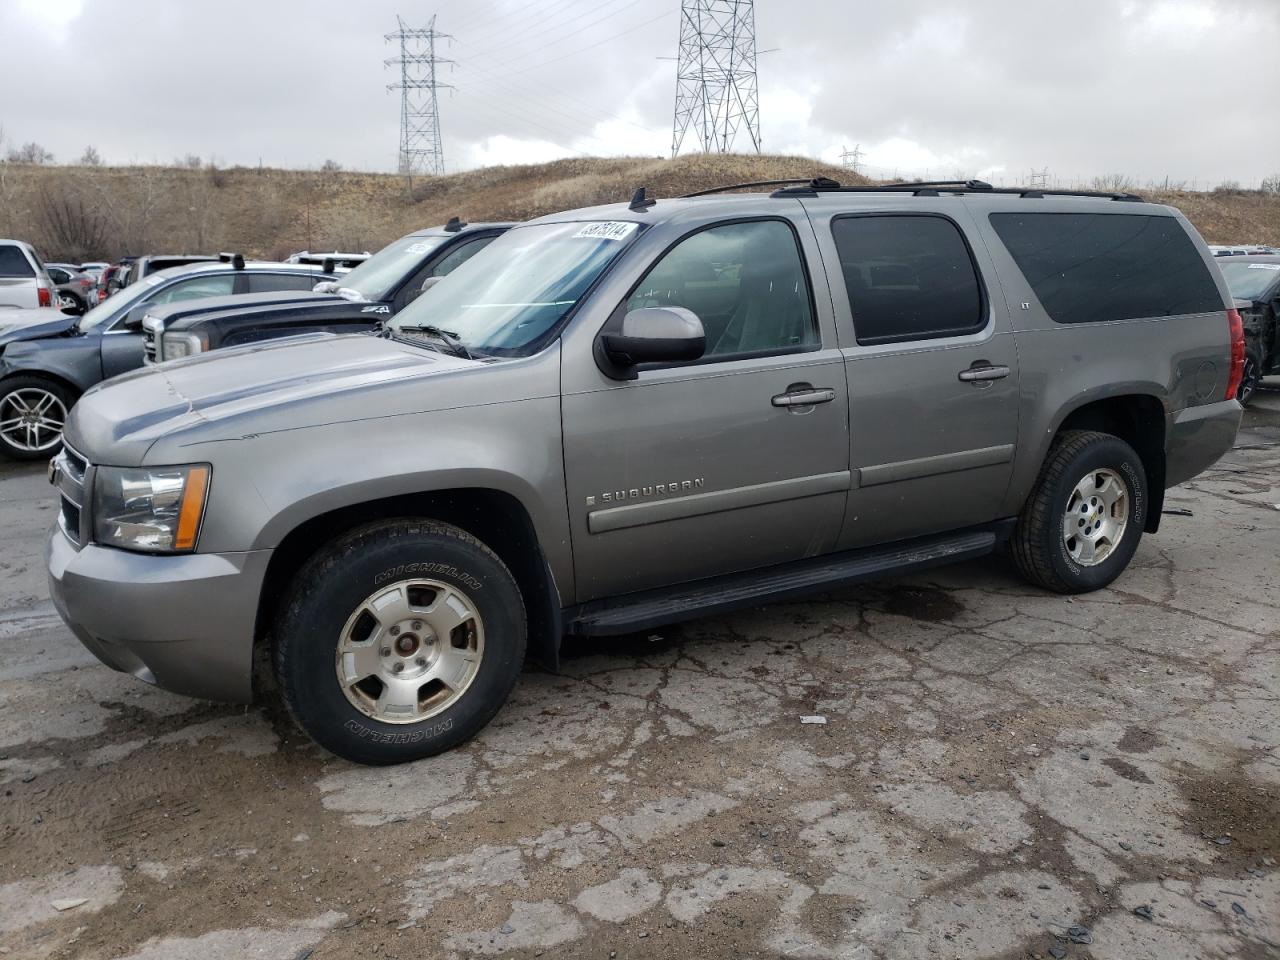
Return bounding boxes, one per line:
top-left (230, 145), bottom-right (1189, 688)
top-left (65, 332), bottom-right (479, 463)
top-left (0, 310), bottom-right (76, 348)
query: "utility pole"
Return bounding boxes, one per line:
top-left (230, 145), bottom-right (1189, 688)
top-left (671, 0), bottom-right (761, 156)
top-left (840, 144), bottom-right (863, 176)
top-left (385, 15), bottom-right (453, 185)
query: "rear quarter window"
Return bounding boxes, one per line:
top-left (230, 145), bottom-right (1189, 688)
top-left (988, 212), bottom-right (1223, 323)
top-left (0, 245), bottom-right (35, 278)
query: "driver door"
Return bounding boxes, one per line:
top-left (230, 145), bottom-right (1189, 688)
top-left (561, 216), bottom-right (850, 602)
top-left (100, 273), bottom-right (237, 378)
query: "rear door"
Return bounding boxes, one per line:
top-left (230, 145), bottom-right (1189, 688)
top-left (802, 201), bottom-right (1021, 549)
top-left (560, 215), bottom-right (851, 601)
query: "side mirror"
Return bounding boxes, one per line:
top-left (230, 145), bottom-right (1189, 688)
top-left (419, 275), bottom-right (444, 294)
top-left (601, 307), bottom-right (705, 373)
top-left (122, 305), bottom-right (149, 332)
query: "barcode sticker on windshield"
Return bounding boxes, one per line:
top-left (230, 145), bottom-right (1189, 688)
top-left (1247, 263), bottom-right (1280, 271)
top-left (574, 221), bottom-right (638, 241)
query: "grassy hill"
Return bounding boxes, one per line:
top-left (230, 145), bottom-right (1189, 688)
top-left (1, 154), bottom-right (1277, 262)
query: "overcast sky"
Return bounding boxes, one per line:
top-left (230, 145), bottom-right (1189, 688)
top-left (2, 0), bottom-right (1277, 187)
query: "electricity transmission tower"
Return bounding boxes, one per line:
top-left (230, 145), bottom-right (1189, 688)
top-left (385, 15), bottom-right (453, 179)
top-left (840, 144), bottom-right (863, 175)
top-left (671, 0), bottom-right (761, 156)
top-left (1028, 167), bottom-right (1051, 189)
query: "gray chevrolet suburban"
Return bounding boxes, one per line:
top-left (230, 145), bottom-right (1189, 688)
top-left (46, 178), bottom-right (1244, 765)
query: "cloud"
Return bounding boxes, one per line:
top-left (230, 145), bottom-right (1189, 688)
top-left (0, 0), bottom-right (1275, 186)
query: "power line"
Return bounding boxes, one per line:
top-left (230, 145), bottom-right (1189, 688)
top-left (385, 15), bottom-right (455, 179)
top-left (672, 0), bottom-right (761, 156)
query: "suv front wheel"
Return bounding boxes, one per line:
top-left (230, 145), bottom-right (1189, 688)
top-left (1011, 430), bottom-right (1148, 594)
top-left (274, 519), bottom-right (527, 765)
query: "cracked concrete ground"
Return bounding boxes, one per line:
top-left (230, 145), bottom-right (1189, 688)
top-left (1, 388), bottom-right (1277, 960)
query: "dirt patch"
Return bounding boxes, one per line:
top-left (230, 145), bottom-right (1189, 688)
top-left (1177, 768), bottom-right (1280, 867)
top-left (1101, 757), bottom-right (1155, 784)
top-left (1116, 726), bottom-right (1161, 754)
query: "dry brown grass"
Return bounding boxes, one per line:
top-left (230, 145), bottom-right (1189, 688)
top-left (0, 155), bottom-right (1275, 262)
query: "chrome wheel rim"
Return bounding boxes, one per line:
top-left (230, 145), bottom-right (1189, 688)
top-left (1063, 467), bottom-right (1129, 567)
top-left (57, 293), bottom-right (77, 310)
top-left (335, 578), bottom-right (485, 724)
top-left (0, 387), bottom-right (67, 453)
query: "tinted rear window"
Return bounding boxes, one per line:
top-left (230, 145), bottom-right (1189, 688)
top-left (830, 215), bottom-right (985, 344)
top-left (989, 213), bottom-right (1222, 323)
top-left (0, 245), bottom-right (35, 278)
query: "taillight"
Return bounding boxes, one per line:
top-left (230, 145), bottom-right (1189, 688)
top-left (37, 286), bottom-right (52, 308)
top-left (1225, 308), bottom-right (1245, 401)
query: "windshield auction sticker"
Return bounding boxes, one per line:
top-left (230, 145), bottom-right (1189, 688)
top-left (574, 222), bottom-right (639, 241)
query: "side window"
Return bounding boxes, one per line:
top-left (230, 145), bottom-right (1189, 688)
top-left (247, 272), bottom-right (318, 293)
top-left (429, 236), bottom-right (496, 278)
top-left (989, 213), bottom-right (1223, 324)
top-left (831, 215), bottom-right (985, 345)
top-left (147, 274), bottom-right (236, 306)
top-left (0, 246), bottom-right (35, 278)
top-left (624, 219), bottom-right (817, 360)
top-left (48, 267), bottom-right (69, 284)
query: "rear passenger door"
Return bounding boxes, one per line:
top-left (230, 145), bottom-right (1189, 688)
top-left (804, 203), bottom-right (1022, 549)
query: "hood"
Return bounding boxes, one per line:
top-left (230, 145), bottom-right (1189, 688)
top-left (66, 332), bottom-right (478, 464)
top-left (0, 309), bottom-right (76, 346)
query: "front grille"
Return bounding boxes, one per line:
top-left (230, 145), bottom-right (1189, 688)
top-left (54, 443), bottom-right (89, 546)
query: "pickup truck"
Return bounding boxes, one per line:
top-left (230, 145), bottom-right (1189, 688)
top-left (47, 179), bottom-right (1243, 765)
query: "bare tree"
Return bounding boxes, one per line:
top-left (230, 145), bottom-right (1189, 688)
top-left (1091, 173), bottom-right (1135, 192)
top-left (6, 142), bottom-right (55, 165)
top-left (1262, 175), bottom-right (1280, 194)
top-left (321, 159), bottom-right (343, 173)
top-left (179, 153), bottom-right (202, 169)
top-left (79, 145), bottom-right (102, 166)
top-left (37, 185), bottom-right (110, 261)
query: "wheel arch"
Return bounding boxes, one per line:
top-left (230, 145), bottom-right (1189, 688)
top-left (254, 486), bottom-right (563, 675)
top-left (1048, 392), bottom-right (1167, 533)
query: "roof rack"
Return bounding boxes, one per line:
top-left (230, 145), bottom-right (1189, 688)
top-left (767, 177), bottom-right (1144, 202)
top-left (679, 177), bottom-right (840, 199)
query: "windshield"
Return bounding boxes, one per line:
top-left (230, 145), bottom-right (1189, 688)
top-left (337, 235), bottom-right (447, 301)
top-left (388, 220), bottom-right (639, 358)
top-left (78, 274), bottom-right (164, 330)
top-left (1219, 260), bottom-right (1280, 301)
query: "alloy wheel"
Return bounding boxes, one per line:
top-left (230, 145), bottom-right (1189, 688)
top-left (0, 387), bottom-right (67, 453)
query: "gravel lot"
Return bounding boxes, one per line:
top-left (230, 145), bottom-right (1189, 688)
top-left (1, 390), bottom-right (1277, 960)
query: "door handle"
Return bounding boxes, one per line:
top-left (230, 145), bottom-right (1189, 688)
top-left (958, 363), bottom-right (1010, 383)
top-left (772, 385), bottom-right (837, 408)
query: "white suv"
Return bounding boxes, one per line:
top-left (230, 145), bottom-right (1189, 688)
top-left (0, 240), bottom-right (57, 310)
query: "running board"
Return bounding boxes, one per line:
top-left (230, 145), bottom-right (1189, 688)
top-left (565, 523), bottom-right (1009, 637)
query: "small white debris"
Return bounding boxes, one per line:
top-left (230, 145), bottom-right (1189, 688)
top-left (800, 715), bottom-right (827, 725)
top-left (51, 898), bottom-right (88, 912)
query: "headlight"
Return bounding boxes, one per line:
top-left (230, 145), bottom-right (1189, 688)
top-left (161, 332), bottom-right (208, 361)
top-left (93, 464), bottom-right (210, 553)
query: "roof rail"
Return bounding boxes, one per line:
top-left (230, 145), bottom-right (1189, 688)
top-left (679, 177), bottom-right (840, 199)
top-left (770, 179), bottom-right (1144, 202)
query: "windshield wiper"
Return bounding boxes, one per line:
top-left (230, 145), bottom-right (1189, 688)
top-left (393, 324), bottom-right (473, 360)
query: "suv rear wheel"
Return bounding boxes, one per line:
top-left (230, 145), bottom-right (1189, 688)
top-left (1011, 430), bottom-right (1148, 594)
top-left (1238, 348), bottom-right (1262, 406)
top-left (274, 519), bottom-right (526, 765)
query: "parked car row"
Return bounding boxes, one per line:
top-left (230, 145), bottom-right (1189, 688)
top-left (33, 179), bottom-right (1245, 766)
